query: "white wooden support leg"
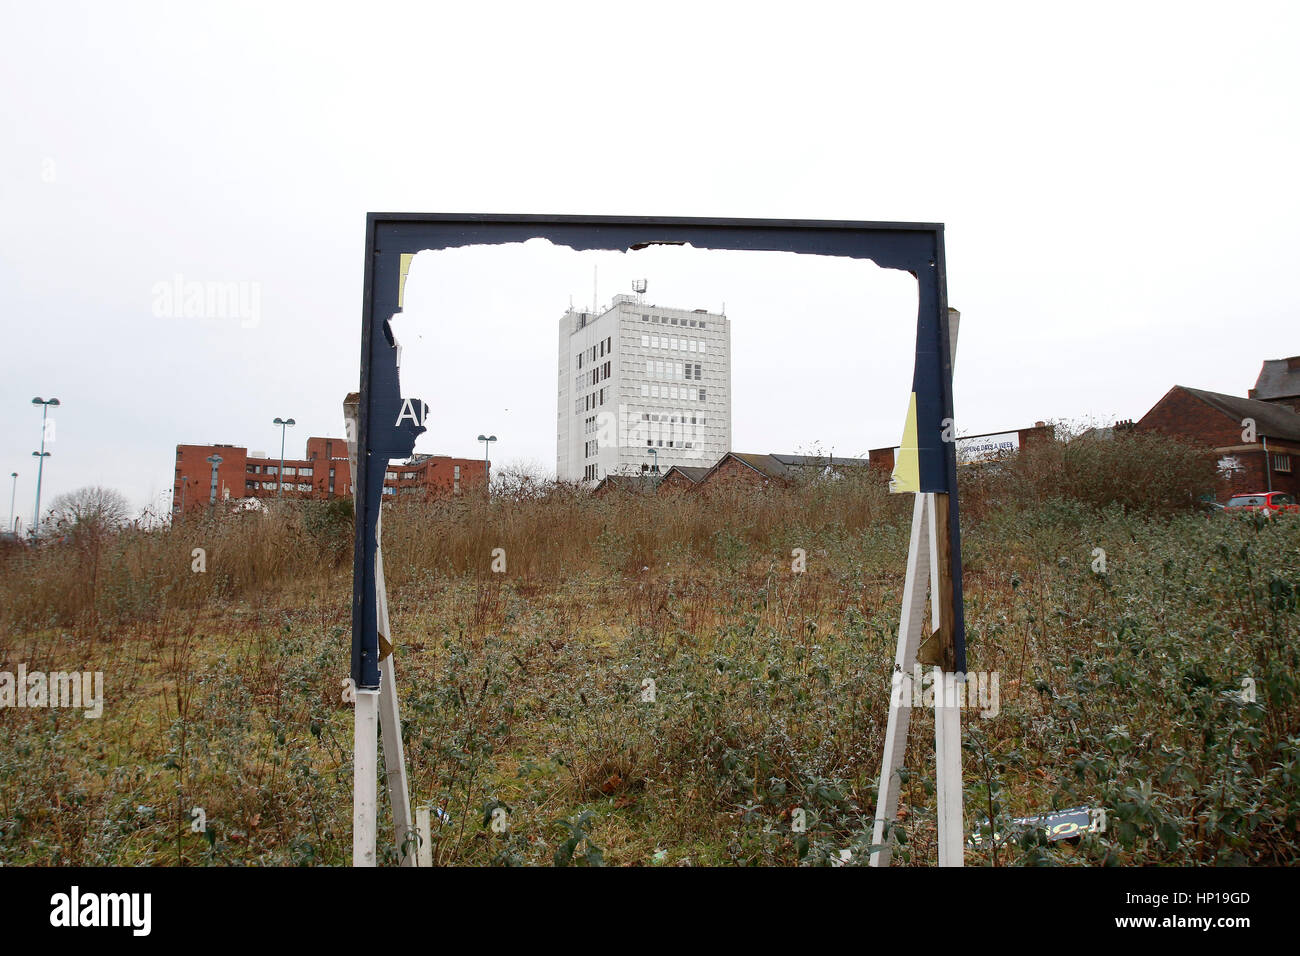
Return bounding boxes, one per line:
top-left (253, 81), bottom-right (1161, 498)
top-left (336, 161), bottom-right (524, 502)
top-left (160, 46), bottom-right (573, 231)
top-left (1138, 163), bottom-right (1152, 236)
top-left (926, 493), bottom-right (964, 867)
top-left (870, 493), bottom-right (931, 867)
top-left (935, 674), bottom-right (964, 867)
top-left (415, 806), bottom-right (433, 868)
top-left (353, 688), bottom-right (380, 867)
top-left (379, 655), bottom-right (414, 866)
top-left (372, 531), bottom-right (414, 866)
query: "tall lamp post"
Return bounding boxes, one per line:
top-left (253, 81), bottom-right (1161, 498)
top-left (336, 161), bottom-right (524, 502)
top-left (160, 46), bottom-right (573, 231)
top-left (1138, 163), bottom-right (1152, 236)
top-left (8, 472), bottom-right (17, 533)
top-left (477, 434), bottom-right (496, 491)
top-left (273, 417), bottom-right (296, 498)
top-left (178, 477), bottom-right (198, 517)
top-left (31, 452), bottom-right (51, 534)
top-left (648, 447), bottom-right (659, 475)
top-left (31, 397), bottom-right (59, 536)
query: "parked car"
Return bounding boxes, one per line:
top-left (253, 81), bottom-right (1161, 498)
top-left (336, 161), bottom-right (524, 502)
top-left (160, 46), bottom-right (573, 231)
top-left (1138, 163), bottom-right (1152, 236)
top-left (1223, 491), bottom-right (1299, 516)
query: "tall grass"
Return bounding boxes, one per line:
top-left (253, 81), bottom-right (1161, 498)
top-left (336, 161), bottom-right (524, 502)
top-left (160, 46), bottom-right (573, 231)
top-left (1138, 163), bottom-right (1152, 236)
top-left (0, 430), bottom-right (1296, 865)
top-left (0, 430), bottom-right (1216, 632)
top-left (960, 426), bottom-right (1217, 522)
top-left (382, 465), bottom-right (907, 586)
top-left (0, 500), bottom-right (354, 631)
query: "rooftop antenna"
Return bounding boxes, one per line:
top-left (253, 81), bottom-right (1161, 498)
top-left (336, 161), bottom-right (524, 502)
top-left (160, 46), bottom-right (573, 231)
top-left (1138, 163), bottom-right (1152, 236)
top-left (632, 278), bottom-right (647, 304)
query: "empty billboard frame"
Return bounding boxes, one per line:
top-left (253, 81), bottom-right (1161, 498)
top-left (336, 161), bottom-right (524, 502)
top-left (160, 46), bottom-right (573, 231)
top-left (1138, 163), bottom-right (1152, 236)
top-left (352, 213), bottom-right (966, 692)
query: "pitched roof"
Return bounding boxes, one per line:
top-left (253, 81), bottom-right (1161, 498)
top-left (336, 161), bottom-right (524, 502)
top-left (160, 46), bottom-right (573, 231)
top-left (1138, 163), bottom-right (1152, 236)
top-left (661, 465), bottom-right (710, 483)
top-left (697, 451), bottom-right (875, 485)
top-left (695, 452), bottom-right (790, 484)
top-left (1252, 358), bottom-right (1300, 401)
top-left (592, 474), bottom-right (659, 494)
top-left (770, 453), bottom-right (872, 468)
top-left (730, 453), bottom-right (797, 480)
top-left (1179, 386), bottom-right (1300, 442)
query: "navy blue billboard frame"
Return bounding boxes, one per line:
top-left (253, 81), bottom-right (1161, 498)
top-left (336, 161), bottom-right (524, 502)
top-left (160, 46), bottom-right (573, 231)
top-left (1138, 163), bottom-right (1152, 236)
top-left (353, 214), bottom-right (965, 689)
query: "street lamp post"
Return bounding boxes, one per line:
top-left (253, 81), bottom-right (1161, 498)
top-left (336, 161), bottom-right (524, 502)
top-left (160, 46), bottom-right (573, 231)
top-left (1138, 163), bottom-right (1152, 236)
top-left (31, 452), bottom-right (51, 534)
top-left (8, 472), bottom-right (17, 533)
top-left (476, 434), bottom-right (497, 491)
top-left (648, 447), bottom-right (659, 475)
top-left (177, 477), bottom-right (198, 518)
top-left (273, 417), bottom-right (296, 498)
top-left (1263, 436), bottom-right (1273, 494)
top-left (30, 397), bottom-right (59, 536)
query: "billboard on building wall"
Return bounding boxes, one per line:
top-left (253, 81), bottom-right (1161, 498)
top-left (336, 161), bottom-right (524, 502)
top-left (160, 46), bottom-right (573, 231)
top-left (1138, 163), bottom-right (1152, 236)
top-left (956, 431), bottom-right (1019, 464)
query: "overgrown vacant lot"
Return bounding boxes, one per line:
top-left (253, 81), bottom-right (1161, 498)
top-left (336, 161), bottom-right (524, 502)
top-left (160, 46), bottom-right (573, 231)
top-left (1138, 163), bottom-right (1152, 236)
top-left (1, 436), bottom-right (1298, 865)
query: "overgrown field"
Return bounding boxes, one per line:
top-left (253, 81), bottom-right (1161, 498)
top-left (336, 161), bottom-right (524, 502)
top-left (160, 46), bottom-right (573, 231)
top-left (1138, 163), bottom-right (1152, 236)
top-left (1, 435), bottom-right (1297, 865)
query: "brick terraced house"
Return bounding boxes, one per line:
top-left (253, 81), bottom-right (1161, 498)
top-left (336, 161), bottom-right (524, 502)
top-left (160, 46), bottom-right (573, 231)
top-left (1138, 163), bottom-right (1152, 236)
top-left (1135, 385), bottom-right (1300, 500)
top-left (656, 465), bottom-right (710, 493)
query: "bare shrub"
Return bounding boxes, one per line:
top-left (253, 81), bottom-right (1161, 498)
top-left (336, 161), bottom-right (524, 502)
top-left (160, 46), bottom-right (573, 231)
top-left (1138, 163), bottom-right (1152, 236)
top-left (961, 422), bottom-right (1216, 521)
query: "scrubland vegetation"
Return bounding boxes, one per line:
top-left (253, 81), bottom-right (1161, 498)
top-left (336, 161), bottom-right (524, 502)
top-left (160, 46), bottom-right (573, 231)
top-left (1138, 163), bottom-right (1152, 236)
top-left (1, 429), bottom-right (1297, 865)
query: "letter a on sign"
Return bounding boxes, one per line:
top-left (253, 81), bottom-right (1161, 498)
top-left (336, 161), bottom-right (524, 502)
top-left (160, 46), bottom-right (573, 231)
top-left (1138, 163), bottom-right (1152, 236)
top-left (396, 398), bottom-right (428, 427)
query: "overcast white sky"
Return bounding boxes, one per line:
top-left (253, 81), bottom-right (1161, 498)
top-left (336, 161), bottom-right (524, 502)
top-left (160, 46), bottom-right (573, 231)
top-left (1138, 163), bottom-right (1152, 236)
top-left (2, 1), bottom-right (1297, 520)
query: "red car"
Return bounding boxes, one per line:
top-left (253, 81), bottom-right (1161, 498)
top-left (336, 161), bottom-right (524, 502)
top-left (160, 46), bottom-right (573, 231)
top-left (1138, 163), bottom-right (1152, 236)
top-left (1224, 491), bottom-right (1299, 515)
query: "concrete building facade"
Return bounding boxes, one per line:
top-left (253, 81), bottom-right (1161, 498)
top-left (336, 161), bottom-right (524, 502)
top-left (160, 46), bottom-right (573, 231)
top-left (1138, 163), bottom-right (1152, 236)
top-left (557, 292), bottom-right (731, 483)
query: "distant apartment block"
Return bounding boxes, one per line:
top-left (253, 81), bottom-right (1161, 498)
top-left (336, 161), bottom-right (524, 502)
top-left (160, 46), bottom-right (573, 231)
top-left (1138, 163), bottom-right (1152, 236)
top-left (173, 437), bottom-right (485, 513)
top-left (557, 292), bottom-right (732, 483)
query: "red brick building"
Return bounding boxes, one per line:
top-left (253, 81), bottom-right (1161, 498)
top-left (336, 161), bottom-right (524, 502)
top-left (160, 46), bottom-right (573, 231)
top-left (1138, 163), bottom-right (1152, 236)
top-left (657, 465), bottom-right (710, 493)
top-left (173, 438), bottom-right (485, 514)
top-left (1135, 386), bottom-right (1300, 501)
top-left (868, 447), bottom-right (897, 472)
top-left (696, 453), bottom-right (795, 493)
top-left (395, 454), bottom-right (487, 499)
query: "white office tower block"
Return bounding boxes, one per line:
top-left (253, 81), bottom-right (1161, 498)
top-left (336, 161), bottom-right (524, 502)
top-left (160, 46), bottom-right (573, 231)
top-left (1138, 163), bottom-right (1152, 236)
top-left (557, 292), bottom-right (731, 483)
